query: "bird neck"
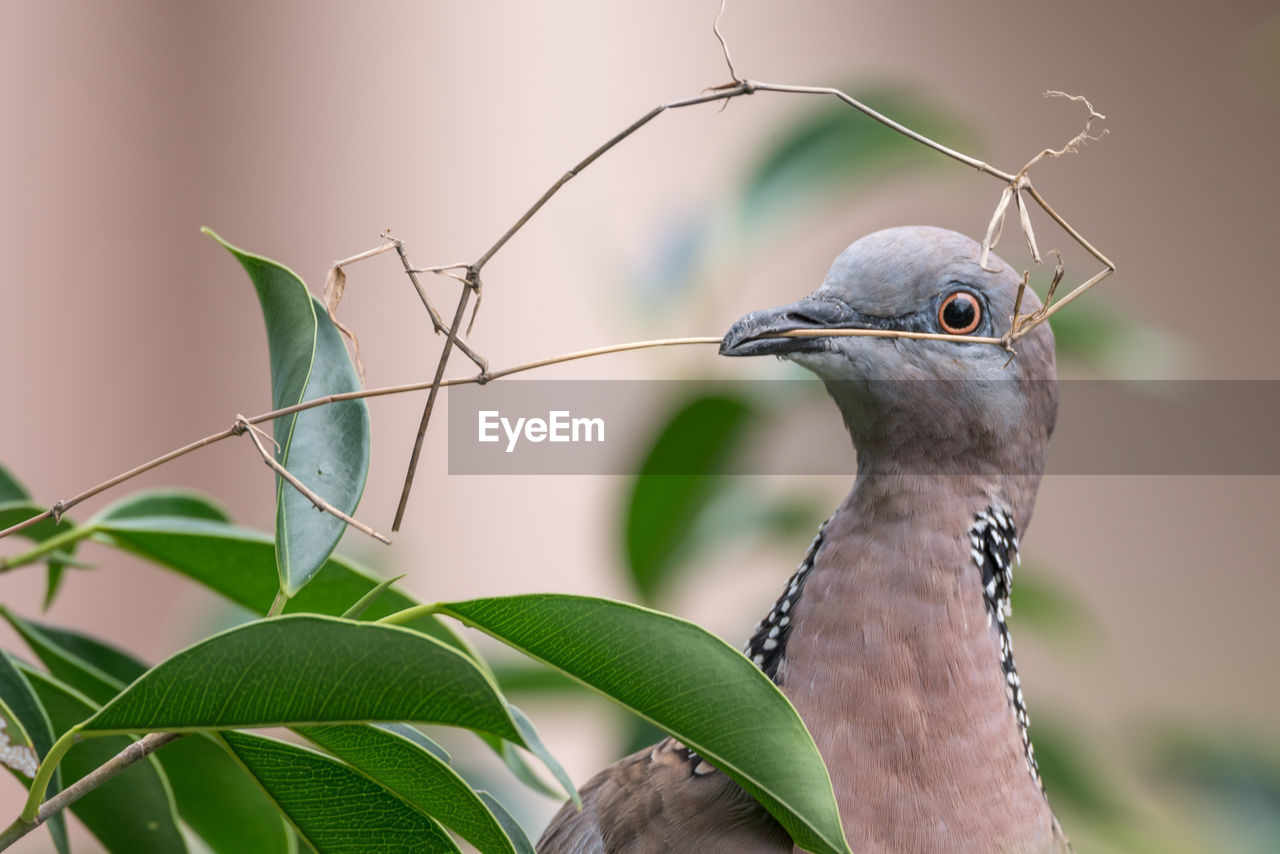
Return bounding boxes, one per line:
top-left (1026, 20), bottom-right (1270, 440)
top-left (762, 473), bottom-right (1063, 851)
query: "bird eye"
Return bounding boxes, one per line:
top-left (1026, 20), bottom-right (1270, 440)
top-left (938, 291), bottom-right (981, 335)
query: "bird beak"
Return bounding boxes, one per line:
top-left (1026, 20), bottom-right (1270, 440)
top-left (719, 295), bottom-right (865, 357)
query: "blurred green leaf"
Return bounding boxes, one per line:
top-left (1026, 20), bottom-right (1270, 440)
top-left (206, 229), bottom-right (370, 596)
top-left (1031, 717), bottom-right (1120, 823)
top-left (298, 723), bottom-right (522, 854)
top-left (1011, 566), bottom-right (1096, 642)
top-left (1148, 729), bottom-right (1280, 852)
top-left (740, 85), bottom-right (968, 231)
top-left (23, 666), bottom-right (187, 854)
top-left (0, 653), bottom-right (68, 854)
top-left (221, 730), bottom-right (459, 853)
top-left (92, 489), bottom-right (231, 524)
top-left (0, 501), bottom-right (79, 611)
top-left (624, 392), bottom-right (754, 602)
top-left (1048, 298), bottom-right (1185, 378)
top-left (477, 790), bottom-right (537, 854)
top-left (437, 594), bottom-right (851, 854)
top-left (508, 703), bottom-right (579, 807)
top-left (84, 615), bottom-right (522, 745)
top-left (3, 607), bottom-right (124, 706)
top-left (0, 463), bottom-right (30, 503)
top-left (479, 732), bottom-right (567, 801)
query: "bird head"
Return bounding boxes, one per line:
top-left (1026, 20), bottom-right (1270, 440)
top-left (721, 226), bottom-right (1057, 486)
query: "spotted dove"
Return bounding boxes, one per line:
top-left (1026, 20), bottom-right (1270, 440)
top-left (538, 226), bottom-right (1071, 853)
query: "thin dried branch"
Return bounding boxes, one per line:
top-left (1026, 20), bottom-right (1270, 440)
top-left (1019, 91), bottom-right (1108, 177)
top-left (0, 733), bottom-right (184, 850)
top-left (392, 277), bottom-right (476, 531)
top-left (980, 185), bottom-right (1015, 270)
top-left (1, 20), bottom-right (1116, 540)
top-left (714, 0), bottom-right (742, 84)
top-left (235, 416), bottom-right (391, 545)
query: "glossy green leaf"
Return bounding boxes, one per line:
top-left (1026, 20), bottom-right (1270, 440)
top-left (83, 615), bottom-right (522, 744)
top-left (92, 489), bottom-right (231, 524)
top-left (298, 723), bottom-right (521, 854)
top-left (206, 229), bottom-right (371, 595)
top-left (0, 500), bottom-right (79, 610)
top-left (740, 86), bottom-right (967, 231)
top-left (436, 594), bottom-right (851, 854)
top-left (624, 393), bottom-right (754, 602)
top-left (23, 667), bottom-right (187, 853)
top-left (93, 516), bottom-right (470, 653)
top-left (3, 612), bottom-right (291, 853)
top-left (0, 653), bottom-right (68, 854)
top-left (221, 730), bottom-right (459, 853)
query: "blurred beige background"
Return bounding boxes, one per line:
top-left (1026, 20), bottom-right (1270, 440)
top-left (2, 1), bottom-right (1278, 851)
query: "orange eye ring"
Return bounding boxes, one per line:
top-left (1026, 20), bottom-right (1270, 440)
top-left (938, 291), bottom-right (981, 335)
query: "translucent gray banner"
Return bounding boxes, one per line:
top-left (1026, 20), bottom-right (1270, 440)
top-left (446, 380), bottom-right (1280, 475)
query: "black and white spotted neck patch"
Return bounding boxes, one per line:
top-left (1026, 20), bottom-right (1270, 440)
top-left (970, 504), bottom-right (1042, 788)
top-left (743, 520), bottom-right (828, 683)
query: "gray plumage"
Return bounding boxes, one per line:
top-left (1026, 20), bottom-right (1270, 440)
top-left (538, 226), bottom-right (1070, 853)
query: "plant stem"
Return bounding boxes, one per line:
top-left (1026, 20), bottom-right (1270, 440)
top-left (3, 732), bottom-right (182, 851)
top-left (375, 603), bottom-right (441, 626)
top-left (0, 525), bottom-right (95, 572)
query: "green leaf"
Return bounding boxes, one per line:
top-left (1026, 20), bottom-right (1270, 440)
top-left (0, 463), bottom-right (30, 503)
top-left (20, 621), bottom-right (147, 686)
top-left (1148, 729), bottom-right (1280, 851)
top-left (93, 489), bottom-right (232, 524)
top-left (1047, 297), bottom-right (1185, 378)
top-left (436, 594), bottom-right (851, 854)
top-left (162, 734), bottom-right (293, 854)
top-left (3, 613), bottom-right (291, 853)
top-left (477, 791), bottom-right (536, 854)
top-left (0, 694), bottom-right (40, 778)
top-left (93, 516), bottom-right (471, 654)
top-left (83, 615), bottom-right (522, 744)
top-left (221, 730), bottom-right (459, 853)
top-left (508, 704), bottom-right (579, 807)
top-left (624, 392), bottom-right (754, 602)
top-left (0, 653), bottom-right (67, 854)
top-left (298, 723), bottom-right (522, 854)
top-left (206, 229), bottom-right (371, 596)
top-left (3, 607), bottom-right (124, 706)
top-left (0, 500), bottom-right (79, 610)
top-left (1031, 717), bottom-right (1119, 822)
top-left (23, 667), bottom-right (187, 853)
top-left (740, 85), bottom-right (968, 231)
top-left (0, 655), bottom-right (69, 854)
top-left (478, 732), bottom-right (567, 801)
top-left (1011, 567), bottom-right (1096, 642)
